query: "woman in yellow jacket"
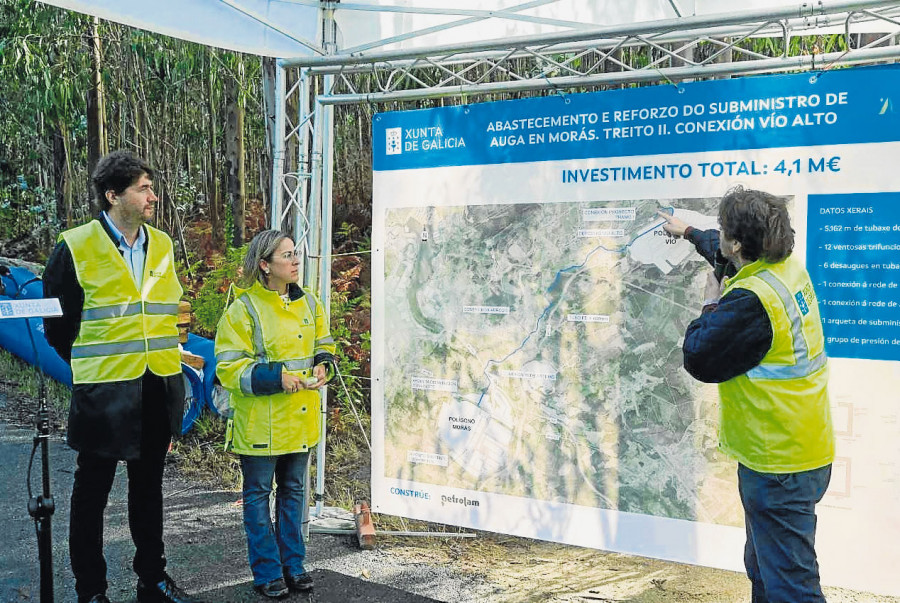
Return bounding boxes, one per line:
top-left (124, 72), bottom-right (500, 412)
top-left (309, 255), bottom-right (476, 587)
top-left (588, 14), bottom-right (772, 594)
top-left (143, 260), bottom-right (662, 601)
top-left (215, 230), bottom-right (336, 599)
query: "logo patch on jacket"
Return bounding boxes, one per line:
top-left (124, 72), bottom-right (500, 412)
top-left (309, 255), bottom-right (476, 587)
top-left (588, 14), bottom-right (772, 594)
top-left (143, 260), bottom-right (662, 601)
top-left (795, 283), bottom-right (815, 316)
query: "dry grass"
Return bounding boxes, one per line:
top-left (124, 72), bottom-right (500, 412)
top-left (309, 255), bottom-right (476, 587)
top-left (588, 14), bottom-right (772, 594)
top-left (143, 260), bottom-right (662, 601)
top-left (171, 411), bottom-right (242, 490)
top-left (0, 349), bottom-right (70, 412)
top-left (0, 349), bottom-right (69, 430)
top-left (321, 402), bottom-right (372, 509)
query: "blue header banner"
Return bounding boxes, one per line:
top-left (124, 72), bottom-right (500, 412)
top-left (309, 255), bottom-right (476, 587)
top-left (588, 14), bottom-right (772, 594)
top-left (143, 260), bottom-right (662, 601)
top-left (373, 65), bottom-right (900, 171)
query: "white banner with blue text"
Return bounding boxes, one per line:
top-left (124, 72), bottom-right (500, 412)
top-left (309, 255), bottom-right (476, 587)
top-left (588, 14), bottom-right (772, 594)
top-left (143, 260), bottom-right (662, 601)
top-left (371, 65), bottom-right (900, 596)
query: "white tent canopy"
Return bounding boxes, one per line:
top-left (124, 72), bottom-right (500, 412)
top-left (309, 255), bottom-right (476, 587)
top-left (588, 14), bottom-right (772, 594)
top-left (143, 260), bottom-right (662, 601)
top-left (39, 0), bottom-right (894, 59)
top-left (40, 0), bottom-right (322, 57)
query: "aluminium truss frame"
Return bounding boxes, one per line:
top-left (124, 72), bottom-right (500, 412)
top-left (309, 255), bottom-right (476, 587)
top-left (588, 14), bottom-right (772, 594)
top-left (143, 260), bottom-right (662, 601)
top-left (270, 0), bottom-right (900, 521)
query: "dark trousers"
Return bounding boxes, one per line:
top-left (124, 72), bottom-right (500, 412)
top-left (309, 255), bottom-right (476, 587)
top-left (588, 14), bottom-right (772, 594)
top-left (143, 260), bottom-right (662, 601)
top-left (738, 463), bottom-right (832, 603)
top-left (70, 373), bottom-right (173, 601)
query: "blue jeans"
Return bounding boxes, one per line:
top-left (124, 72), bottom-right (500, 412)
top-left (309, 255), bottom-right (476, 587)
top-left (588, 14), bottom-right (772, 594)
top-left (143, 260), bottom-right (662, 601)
top-left (240, 453), bottom-right (309, 585)
top-left (738, 463), bottom-right (832, 603)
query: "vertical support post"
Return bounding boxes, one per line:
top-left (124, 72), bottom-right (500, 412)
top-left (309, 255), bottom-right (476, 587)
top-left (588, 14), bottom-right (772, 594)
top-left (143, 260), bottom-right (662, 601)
top-left (269, 60), bottom-right (285, 230)
top-left (299, 74), bottom-right (322, 541)
top-left (315, 78), bottom-right (335, 520)
top-left (303, 0), bottom-right (339, 534)
top-left (305, 97), bottom-right (324, 294)
top-left (294, 69), bottom-right (312, 260)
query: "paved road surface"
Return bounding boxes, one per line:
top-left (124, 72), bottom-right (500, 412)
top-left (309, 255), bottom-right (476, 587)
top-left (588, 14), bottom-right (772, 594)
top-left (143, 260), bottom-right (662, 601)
top-left (0, 419), bottom-right (487, 603)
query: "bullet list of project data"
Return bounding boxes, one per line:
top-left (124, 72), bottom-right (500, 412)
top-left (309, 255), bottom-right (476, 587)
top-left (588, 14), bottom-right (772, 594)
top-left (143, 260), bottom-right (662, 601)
top-left (808, 193), bottom-right (900, 361)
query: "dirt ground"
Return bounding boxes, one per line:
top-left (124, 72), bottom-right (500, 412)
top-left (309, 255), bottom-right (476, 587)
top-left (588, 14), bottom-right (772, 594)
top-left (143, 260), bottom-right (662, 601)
top-left (1, 380), bottom-right (897, 603)
top-left (385, 532), bottom-right (900, 603)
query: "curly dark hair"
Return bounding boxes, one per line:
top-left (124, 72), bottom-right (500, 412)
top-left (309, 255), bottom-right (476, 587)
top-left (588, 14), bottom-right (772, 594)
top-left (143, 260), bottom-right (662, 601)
top-left (91, 150), bottom-right (155, 211)
top-left (718, 186), bottom-right (794, 263)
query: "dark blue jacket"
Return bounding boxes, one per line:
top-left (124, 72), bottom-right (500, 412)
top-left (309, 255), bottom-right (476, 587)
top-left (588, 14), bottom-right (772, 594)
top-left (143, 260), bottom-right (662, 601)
top-left (681, 228), bottom-right (773, 384)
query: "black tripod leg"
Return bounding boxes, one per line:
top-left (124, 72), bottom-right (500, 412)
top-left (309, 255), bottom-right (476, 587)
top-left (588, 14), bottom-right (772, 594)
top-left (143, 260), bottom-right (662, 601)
top-left (28, 402), bottom-right (55, 602)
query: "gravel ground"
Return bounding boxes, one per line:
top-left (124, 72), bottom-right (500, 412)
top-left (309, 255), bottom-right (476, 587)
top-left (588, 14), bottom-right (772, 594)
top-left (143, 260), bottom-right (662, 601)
top-left (0, 418), bottom-right (482, 603)
top-left (2, 385), bottom-right (898, 603)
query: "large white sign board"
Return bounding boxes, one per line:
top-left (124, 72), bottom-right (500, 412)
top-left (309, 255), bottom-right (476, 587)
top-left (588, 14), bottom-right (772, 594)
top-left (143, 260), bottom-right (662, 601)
top-left (372, 65), bottom-right (900, 596)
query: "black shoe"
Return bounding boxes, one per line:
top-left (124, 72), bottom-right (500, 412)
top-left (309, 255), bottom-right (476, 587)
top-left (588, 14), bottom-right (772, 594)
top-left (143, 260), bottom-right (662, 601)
top-left (253, 578), bottom-right (289, 599)
top-left (285, 572), bottom-right (313, 592)
top-left (80, 595), bottom-right (111, 603)
top-left (137, 574), bottom-right (204, 603)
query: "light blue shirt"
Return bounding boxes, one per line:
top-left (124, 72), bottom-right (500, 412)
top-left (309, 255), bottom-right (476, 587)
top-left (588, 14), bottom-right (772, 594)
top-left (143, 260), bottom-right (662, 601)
top-left (101, 211), bottom-right (146, 287)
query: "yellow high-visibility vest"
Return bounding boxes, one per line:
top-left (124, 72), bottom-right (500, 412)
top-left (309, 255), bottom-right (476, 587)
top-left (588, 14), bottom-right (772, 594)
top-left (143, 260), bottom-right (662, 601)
top-left (62, 220), bottom-right (182, 384)
top-left (215, 282), bottom-right (336, 455)
top-left (717, 255), bottom-right (834, 473)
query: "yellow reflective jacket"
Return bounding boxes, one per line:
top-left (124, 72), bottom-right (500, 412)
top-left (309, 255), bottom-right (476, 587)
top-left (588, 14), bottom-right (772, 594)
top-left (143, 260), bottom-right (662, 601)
top-left (718, 255), bottom-right (834, 473)
top-left (214, 281), bottom-right (337, 455)
top-left (61, 220), bottom-right (182, 384)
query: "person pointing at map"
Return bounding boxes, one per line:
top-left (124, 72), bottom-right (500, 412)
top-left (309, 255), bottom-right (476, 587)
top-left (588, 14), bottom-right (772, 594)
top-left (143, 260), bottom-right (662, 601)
top-left (659, 187), bottom-right (834, 602)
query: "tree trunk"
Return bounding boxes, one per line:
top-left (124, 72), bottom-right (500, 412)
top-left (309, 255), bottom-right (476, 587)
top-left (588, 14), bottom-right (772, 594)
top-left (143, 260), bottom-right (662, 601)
top-left (207, 50), bottom-right (222, 248)
top-left (86, 15), bottom-right (107, 187)
top-left (224, 60), bottom-right (245, 248)
top-left (63, 132), bottom-right (73, 226)
top-left (261, 56), bottom-right (276, 220)
top-left (715, 38), bottom-right (733, 80)
top-left (673, 43), bottom-right (695, 84)
top-left (52, 122), bottom-right (68, 225)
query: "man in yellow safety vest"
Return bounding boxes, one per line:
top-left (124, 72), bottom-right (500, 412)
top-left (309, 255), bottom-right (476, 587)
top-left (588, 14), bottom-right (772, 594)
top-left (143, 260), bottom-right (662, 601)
top-left (44, 151), bottom-right (203, 603)
top-left (661, 187), bottom-right (833, 602)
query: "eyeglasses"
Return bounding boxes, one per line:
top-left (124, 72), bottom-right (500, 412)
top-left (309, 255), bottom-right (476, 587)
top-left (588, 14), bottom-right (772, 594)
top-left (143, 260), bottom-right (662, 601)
top-left (274, 250), bottom-right (301, 261)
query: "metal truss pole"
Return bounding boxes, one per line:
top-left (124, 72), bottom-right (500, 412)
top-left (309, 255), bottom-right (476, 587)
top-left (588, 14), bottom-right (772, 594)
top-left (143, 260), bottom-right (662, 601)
top-left (319, 85), bottom-right (335, 319)
top-left (314, 76), bottom-right (335, 521)
top-left (316, 44), bottom-right (900, 106)
top-left (305, 0), bottom-right (339, 528)
top-left (269, 60), bottom-right (285, 229)
top-left (305, 93), bottom-right (324, 294)
top-left (287, 0), bottom-right (899, 68)
top-left (295, 68), bottom-right (312, 262)
top-left (298, 72), bottom-right (324, 541)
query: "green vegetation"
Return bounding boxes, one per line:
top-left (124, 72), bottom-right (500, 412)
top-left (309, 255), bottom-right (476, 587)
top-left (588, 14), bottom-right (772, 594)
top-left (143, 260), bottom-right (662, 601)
top-left (183, 244), bottom-right (248, 337)
top-left (0, 349), bottom-right (69, 415)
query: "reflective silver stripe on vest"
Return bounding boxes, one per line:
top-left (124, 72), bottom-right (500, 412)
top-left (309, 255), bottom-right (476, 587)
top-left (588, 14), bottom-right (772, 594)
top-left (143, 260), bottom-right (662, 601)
top-left (147, 336), bottom-right (180, 351)
top-left (144, 302), bottom-right (180, 315)
top-left (81, 301), bottom-right (178, 321)
top-left (71, 339), bottom-right (146, 359)
top-left (82, 302), bottom-right (142, 321)
top-left (71, 336), bottom-right (178, 359)
top-left (217, 350), bottom-right (251, 363)
top-left (239, 294), bottom-right (267, 362)
top-left (283, 358), bottom-right (315, 371)
top-left (240, 363), bottom-right (257, 395)
top-left (315, 336), bottom-right (334, 346)
top-left (746, 270), bottom-right (827, 381)
top-left (237, 293), bottom-right (267, 395)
